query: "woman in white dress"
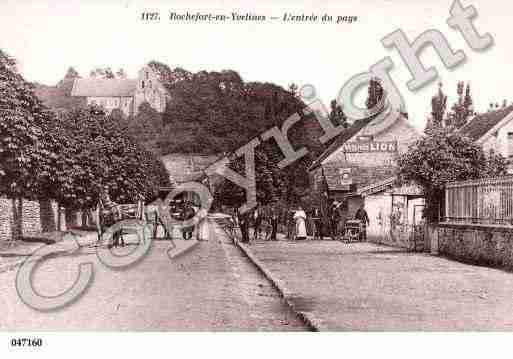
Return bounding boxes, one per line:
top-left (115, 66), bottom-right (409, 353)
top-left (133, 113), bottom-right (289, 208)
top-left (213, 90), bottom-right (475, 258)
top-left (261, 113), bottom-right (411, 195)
top-left (293, 206), bottom-right (307, 240)
top-left (196, 208), bottom-right (210, 241)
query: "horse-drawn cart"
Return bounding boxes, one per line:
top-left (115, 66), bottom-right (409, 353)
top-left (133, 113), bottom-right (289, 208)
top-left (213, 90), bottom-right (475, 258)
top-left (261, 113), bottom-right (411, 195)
top-left (96, 198), bottom-right (145, 247)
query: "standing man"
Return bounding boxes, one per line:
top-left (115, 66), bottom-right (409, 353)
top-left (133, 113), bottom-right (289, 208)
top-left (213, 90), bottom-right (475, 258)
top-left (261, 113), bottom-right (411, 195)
top-left (330, 201), bottom-right (341, 240)
top-left (311, 207), bottom-right (322, 240)
top-left (181, 201), bottom-right (195, 240)
top-left (253, 205), bottom-right (262, 240)
top-left (270, 206), bottom-right (279, 241)
top-left (239, 212), bottom-right (250, 243)
top-left (354, 203), bottom-right (370, 242)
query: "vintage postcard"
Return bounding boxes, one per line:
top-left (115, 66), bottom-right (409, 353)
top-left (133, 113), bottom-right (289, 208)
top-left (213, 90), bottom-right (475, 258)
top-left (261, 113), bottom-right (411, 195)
top-left (0, 0), bottom-right (512, 356)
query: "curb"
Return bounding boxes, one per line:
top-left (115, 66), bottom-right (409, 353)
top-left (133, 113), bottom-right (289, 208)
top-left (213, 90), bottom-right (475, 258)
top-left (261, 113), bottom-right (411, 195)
top-left (235, 240), bottom-right (325, 332)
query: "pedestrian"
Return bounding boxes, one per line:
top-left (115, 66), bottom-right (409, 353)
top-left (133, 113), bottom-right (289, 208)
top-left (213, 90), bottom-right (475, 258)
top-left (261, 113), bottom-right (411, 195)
top-left (337, 200), bottom-right (348, 240)
top-left (311, 207), bottom-right (322, 240)
top-left (293, 206), bottom-right (307, 240)
top-left (239, 212), bottom-right (250, 243)
top-left (196, 207), bottom-right (209, 241)
top-left (270, 207), bottom-right (279, 241)
top-left (253, 205), bottom-right (262, 240)
top-left (354, 203), bottom-right (370, 241)
top-left (330, 201), bottom-right (341, 240)
top-left (286, 209), bottom-right (295, 240)
top-left (181, 201), bottom-right (195, 240)
top-left (98, 185), bottom-right (123, 247)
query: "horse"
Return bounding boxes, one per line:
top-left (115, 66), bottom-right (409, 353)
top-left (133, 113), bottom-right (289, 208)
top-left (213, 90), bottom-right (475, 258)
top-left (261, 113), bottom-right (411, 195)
top-left (96, 198), bottom-right (145, 248)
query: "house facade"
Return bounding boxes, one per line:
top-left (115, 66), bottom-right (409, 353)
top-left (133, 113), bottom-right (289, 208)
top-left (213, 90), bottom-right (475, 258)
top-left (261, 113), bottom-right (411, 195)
top-left (308, 95), bottom-right (424, 247)
top-left (459, 105), bottom-right (513, 173)
top-left (70, 64), bottom-right (169, 117)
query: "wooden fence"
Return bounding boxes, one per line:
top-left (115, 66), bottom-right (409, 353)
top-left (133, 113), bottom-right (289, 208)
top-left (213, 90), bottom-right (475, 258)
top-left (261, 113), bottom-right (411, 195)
top-left (445, 176), bottom-right (513, 225)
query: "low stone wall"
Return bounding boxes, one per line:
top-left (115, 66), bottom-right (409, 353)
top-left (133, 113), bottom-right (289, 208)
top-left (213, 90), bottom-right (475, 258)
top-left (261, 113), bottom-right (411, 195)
top-left (438, 223), bottom-right (513, 270)
top-left (0, 197), bottom-right (91, 242)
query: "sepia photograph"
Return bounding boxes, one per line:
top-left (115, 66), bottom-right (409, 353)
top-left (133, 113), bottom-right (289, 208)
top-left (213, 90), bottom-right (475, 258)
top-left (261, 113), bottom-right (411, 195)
top-left (1, 0), bottom-right (513, 356)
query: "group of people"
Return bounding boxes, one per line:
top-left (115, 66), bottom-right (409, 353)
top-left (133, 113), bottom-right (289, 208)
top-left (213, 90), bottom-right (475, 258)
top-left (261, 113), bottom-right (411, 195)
top-left (297, 201), bottom-right (370, 241)
top-left (233, 200), bottom-right (370, 242)
top-left (237, 205), bottom-right (280, 242)
top-left (98, 185), bottom-right (209, 243)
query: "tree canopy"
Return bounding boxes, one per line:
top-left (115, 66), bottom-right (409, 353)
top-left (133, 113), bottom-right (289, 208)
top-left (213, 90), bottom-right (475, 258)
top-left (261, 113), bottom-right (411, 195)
top-left (152, 67), bottom-right (326, 207)
top-left (0, 49), bottom-right (170, 211)
top-left (398, 127), bottom-right (506, 222)
top-left (0, 49), bottom-right (57, 199)
top-left (45, 105), bottom-right (170, 209)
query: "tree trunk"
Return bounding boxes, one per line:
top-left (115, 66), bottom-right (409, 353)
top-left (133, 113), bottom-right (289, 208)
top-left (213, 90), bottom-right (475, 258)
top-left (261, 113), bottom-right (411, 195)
top-left (57, 202), bottom-right (62, 231)
top-left (39, 199), bottom-right (56, 232)
top-left (11, 197), bottom-right (23, 241)
top-left (65, 208), bottom-right (77, 228)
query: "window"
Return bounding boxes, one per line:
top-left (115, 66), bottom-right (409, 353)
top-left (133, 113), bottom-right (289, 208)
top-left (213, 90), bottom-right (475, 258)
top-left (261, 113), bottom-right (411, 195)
top-left (149, 80), bottom-right (152, 89)
top-left (141, 80), bottom-right (145, 89)
top-left (146, 71), bottom-right (149, 79)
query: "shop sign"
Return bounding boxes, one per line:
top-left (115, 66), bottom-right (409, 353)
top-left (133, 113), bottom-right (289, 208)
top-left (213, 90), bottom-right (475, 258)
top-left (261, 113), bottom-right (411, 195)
top-left (341, 141), bottom-right (397, 153)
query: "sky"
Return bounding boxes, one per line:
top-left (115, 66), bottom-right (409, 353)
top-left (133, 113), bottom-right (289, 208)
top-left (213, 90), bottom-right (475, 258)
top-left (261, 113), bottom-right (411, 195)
top-left (0, 0), bottom-right (511, 131)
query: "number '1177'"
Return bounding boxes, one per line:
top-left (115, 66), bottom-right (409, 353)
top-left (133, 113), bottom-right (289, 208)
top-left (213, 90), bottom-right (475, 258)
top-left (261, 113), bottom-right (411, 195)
top-left (141, 12), bottom-right (160, 21)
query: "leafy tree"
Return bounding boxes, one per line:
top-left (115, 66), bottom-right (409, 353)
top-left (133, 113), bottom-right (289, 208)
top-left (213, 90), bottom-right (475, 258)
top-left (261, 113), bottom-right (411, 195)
top-left (148, 61), bottom-right (192, 86)
top-left (46, 105), bottom-right (170, 210)
top-left (398, 127), bottom-right (507, 223)
top-left (0, 49), bottom-right (62, 239)
top-left (329, 99), bottom-right (348, 128)
top-left (116, 68), bottom-right (127, 79)
top-left (89, 67), bottom-right (116, 79)
top-left (152, 65), bottom-right (326, 207)
top-left (0, 49), bottom-right (56, 200)
top-left (214, 148), bottom-right (282, 208)
top-left (365, 77), bottom-right (384, 109)
top-left (62, 67), bottom-right (80, 81)
top-left (425, 82), bottom-right (448, 134)
top-left (122, 102), bottom-right (162, 154)
top-left (446, 81), bottom-right (474, 129)
top-left (288, 83), bottom-right (298, 97)
top-left (125, 102), bottom-right (161, 138)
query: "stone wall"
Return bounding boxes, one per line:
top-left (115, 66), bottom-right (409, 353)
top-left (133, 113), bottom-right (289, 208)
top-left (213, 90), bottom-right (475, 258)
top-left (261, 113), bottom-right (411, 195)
top-left (438, 223), bottom-right (513, 270)
top-left (0, 197), bottom-right (82, 242)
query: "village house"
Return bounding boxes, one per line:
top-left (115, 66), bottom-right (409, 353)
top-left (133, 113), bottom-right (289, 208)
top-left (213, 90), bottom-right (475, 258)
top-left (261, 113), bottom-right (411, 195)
top-left (308, 94), bottom-right (424, 247)
top-left (459, 105), bottom-right (513, 174)
top-left (70, 64), bottom-right (169, 117)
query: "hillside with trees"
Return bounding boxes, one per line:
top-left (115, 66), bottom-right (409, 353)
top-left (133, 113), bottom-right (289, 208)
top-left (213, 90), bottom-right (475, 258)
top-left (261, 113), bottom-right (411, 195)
top-left (0, 50), bottom-right (170, 239)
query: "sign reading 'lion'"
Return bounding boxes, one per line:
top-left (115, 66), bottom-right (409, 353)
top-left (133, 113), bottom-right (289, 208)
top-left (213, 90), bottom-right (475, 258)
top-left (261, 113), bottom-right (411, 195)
top-left (341, 141), bottom-right (397, 153)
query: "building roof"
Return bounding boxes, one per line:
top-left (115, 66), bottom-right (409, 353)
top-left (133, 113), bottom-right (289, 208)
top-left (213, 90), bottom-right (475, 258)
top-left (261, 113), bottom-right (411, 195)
top-left (71, 78), bottom-right (138, 97)
top-left (459, 105), bottom-right (513, 141)
top-left (34, 78), bottom-right (87, 111)
top-left (322, 161), bottom-right (397, 192)
top-left (308, 115), bottom-right (377, 171)
top-left (357, 176), bottom-right (396, 196)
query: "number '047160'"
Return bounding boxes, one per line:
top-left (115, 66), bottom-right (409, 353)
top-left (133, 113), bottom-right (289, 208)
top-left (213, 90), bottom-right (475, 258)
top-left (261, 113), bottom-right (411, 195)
top-left (10, 338), bottom-right (43, 347)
